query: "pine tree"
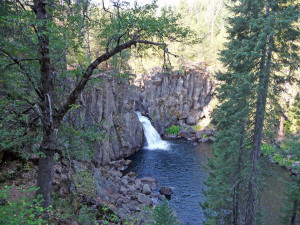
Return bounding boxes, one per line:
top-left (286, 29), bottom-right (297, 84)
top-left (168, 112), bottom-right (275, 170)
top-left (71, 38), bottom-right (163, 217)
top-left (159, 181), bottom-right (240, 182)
top-left (202, 0), bottom-right (299, 224)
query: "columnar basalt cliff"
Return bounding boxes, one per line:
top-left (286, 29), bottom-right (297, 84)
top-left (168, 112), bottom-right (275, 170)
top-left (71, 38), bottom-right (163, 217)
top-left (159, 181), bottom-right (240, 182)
top-left (134, 66), bottom-right (216, 134)
top-left (68, 66), bottom-right (216, 165)
top-left (70, 74), bottom-right (144, 165)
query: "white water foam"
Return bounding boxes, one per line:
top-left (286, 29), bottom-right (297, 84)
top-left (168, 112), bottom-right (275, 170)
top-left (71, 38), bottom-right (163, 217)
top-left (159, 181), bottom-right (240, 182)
top-left (136, 111), bottom-right (169, 150)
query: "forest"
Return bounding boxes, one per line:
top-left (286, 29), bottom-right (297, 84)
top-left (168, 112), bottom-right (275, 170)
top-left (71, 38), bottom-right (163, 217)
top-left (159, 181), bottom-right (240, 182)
top-left (0, 0), bottom-right (299, 224)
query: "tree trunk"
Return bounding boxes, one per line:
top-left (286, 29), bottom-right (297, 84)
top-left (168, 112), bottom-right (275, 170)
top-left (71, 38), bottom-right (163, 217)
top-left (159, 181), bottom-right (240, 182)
top-left (277, 114), bottom-right (285, 140)
top-left (291, 200), bottom-right (298, 225)
top-left (36, 138), bottom-right (55, 207)
top-left (33, 0), bottom-right (56, 208)
top-left (233, 122), bottom-right (245, 225)
top-left (245, 33), bottom-right (274, 225)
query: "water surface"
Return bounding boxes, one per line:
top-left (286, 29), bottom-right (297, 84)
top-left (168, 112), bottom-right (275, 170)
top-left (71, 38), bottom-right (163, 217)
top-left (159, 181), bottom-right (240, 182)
top-left (128, 139), bottom-right (290, 224)
top-left (128, 139), bottom-right (212, 224)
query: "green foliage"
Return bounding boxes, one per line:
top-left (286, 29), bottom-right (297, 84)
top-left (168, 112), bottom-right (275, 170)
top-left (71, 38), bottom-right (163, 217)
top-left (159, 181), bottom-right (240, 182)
top-left (165, 125), bottom-right (181, 135)
top-left (0, 98), bottom-right (43, 159)
top-left (153, 199), bottom-right (179, 225)
top-left (0, 186), bottom-right (49, 225)
top-left (59, 121), bottom-right (106, 161)
top-left (73, 169), bottom-right (97, 198)
top-left (100, 204), bottom-right (119, 224)
top-left (123, 205), bottom-right (154, 225)
top-left (261, 143), bottom-right (276, 155)
top-left (261, 138), bottom-right (299, 167)
top-left (78, 205), bottom-right (97, 225)
top-left (203, 0), bottom-right (299, 224)
top-left (192, 124), bottom-right (202, 131)
top-left (130, 0), bottom-right (227, 72)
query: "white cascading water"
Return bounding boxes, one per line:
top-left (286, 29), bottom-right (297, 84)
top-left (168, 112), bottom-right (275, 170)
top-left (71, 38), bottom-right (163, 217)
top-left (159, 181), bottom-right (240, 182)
top-left (136, 111), bottom-right (169, 150)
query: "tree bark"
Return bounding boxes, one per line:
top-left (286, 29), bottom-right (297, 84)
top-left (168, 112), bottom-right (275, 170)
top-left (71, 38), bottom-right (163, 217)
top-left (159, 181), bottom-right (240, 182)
top-left (233, 122), bottom-right (246, 225)
top-left (245, 28), bottom-right (274, 225)
top-left (33, 0), bottom-right (56, 207)
top-left (291, 200), bottom-right (298, 225)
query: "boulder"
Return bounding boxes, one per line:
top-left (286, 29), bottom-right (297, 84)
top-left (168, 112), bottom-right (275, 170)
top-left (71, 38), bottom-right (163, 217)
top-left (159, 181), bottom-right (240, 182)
top-left (120, 187), bottom-right (128, 195)
top-left (137, 193), bottom-right (152, 206)
top-left (159, 186), bottom-right (173, 199)
top-left (187, 127), bottom-right (196, 134)
top-left (142, 184), bottom-right (152, 195)
top-left (121, 178), bottom-right (129, 186)
top-left (196, 129), bottom-right (215, 139)
top-left (128, 185), bottom-right (136, 193)
top-left (140, 177), bottom-right (157, 190)
top-left (135, 179), bottom-right (142, 190)
top-left (109, 170), bottom-right (122, 178)
top-left (186, 116), bottom-right (197, 125)
top-left (199, 137), bottom-right (208, 143)
top-left (178, 128), bottom-right (189, 138)
top-left (127, 171), bottom-right (137, 178)
top-left (207, 136), bottom-right (216, 143)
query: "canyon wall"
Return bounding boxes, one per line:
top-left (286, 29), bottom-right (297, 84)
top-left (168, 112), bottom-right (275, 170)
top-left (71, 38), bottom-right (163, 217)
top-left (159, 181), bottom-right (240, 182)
top-left (134, 66), bottom-right (216, 134)
top-left (71, 66), bottom-right (215, 165)
top-left (72, 75), bottom-right (143, 165)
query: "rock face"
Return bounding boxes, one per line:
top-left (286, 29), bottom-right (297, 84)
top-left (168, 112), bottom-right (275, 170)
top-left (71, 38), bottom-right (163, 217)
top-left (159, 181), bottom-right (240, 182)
top-left (67, 66), bottom-right (215, 165)
top-left (134, 66), bottom-right (216, 134)
top-left (70, 74), bottom-right (143, 165)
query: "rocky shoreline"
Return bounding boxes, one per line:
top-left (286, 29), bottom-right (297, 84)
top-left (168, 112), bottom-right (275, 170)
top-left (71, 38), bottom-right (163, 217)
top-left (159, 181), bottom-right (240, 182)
top-left (53, 158), bottom-right (168, 224)
top-left (0, 152), bottom-right (170, 224)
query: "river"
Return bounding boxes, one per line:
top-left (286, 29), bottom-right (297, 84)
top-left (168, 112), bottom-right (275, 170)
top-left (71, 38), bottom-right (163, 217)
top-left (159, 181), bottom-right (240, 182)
top-left (128, 139), bottom-right (289, 224)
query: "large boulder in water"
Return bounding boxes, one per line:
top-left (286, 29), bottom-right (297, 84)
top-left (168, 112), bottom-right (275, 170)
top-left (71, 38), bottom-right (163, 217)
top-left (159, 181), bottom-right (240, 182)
top-left (159, 186), bottom-right (173, 199)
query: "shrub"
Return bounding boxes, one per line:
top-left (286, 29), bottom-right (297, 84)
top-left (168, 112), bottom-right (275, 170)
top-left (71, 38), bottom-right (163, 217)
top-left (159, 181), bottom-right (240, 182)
top-left (153, 199), bottom-right (179, 225)
top-left (261, 143), bottom-right (276, 155)
top-left (73, 169), bottom-right (97, 198)
top-left (78, 205), bottom-right (97, 225)
top-left (165, 125), bottom-right (181, 135)
top-left (0, 186), bottom-right (50, 225)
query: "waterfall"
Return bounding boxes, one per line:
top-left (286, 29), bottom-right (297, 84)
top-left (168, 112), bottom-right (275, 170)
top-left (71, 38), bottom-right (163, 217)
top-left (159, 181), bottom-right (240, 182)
top-left (136, 111), bottom-right (169, 150)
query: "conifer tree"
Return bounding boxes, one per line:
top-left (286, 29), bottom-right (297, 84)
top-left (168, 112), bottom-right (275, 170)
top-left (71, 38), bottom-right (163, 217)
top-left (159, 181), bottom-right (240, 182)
top-left (202, 0), bottom-right (299, 224)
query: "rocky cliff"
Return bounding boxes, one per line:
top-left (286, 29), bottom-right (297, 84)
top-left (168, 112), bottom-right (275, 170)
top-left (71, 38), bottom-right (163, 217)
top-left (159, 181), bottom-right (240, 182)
top-left (68, 65), bottom-right (215, 165)
top-left (134, 65), bottom-right (216, 134)
top-left (71, 74), bottom-right (143, 165)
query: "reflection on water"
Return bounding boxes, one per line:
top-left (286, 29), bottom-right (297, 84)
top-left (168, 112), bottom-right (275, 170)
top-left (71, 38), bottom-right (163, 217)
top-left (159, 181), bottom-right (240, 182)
top-left (128, 139), bottom-right (289, 224)
top-left (260, 162), bottom-right (289, 225)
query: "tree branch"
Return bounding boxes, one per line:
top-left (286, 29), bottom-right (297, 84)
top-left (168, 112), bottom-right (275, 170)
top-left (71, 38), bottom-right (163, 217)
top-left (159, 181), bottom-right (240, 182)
top-left (56, 38), bottom-right (177, 122)
top-left (136, 40), bottom-right (179, 57)
top-left (0, 46), bottom-right (43, 99)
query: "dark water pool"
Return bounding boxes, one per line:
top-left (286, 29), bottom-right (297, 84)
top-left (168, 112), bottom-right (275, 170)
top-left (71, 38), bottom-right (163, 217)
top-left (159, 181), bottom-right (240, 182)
top-left (128, 139), bottom-right (289, 224)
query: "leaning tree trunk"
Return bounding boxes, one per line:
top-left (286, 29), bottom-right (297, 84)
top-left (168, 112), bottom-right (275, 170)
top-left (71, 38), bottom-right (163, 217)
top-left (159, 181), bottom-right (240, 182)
top-left (245, 30), bottom-right (274, 225)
